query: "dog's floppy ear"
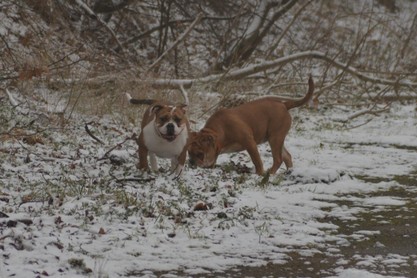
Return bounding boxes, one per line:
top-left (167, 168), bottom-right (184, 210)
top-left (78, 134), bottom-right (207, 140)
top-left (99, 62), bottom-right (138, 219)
top-left (189, 131), bottom-right (197, 140)
top-left (151, 104), bottom-right (164, 114)
top-left (202, 133), bottom-right (216, 146)
top-left (179, 104), bottom-right (188, 112)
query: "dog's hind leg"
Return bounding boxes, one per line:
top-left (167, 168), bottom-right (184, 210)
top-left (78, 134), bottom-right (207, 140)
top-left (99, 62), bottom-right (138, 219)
top-left (282, 146), bottom-right (293, 173)
top-left (268, 135), bottom-right (287, 174)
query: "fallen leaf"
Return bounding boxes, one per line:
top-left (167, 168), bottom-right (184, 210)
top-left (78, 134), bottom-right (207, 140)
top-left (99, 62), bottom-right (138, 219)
top-left (193, 201), bottom-right (208, 211)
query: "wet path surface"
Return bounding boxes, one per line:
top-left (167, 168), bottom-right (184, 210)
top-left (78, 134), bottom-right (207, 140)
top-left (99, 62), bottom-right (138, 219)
top-left (155, 171), bottom-right (417, 278)
top-left (220, 172), bottom-right (417, 278)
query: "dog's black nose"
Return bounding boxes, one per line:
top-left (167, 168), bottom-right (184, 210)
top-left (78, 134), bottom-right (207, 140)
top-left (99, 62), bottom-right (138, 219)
top-left (166, 123), bottom-right (175, 135)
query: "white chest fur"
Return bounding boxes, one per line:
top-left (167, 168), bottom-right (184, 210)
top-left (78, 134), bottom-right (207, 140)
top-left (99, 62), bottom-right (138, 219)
top-left (142, 119), bottom-right (188, 158)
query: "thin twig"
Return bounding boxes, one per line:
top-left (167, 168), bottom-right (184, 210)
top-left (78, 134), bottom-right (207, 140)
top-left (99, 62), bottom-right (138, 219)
top-left (266, 0), bottom-right (313, 59)
top-left (114, 177), bottom-right (156, 184)
top-left (98, 133), bottom-right (137, 161)
top-left (343, 118), bottom-right (374, 130)
top-left (336, 103), bottom-right (391, 124)
top-left (179, 85), bottom-right (189, 106)
top-left (85, 122), bottom-right (104, 145)
top-left (109, 171), bottom-right (155, 184)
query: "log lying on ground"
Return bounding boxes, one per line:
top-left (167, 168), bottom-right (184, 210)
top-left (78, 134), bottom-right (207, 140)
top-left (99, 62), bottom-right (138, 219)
top-left (142, 50), bottom-right (417, 89)
top-left (54, 51), bottom-right (417, 91)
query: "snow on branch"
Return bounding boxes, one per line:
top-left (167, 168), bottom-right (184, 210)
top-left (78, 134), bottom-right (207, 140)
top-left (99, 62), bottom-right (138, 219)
top-left (179, 85), bottom-right (189, 106)
top-left (334, 103), bottom-right (391, 124)
top-left (146, 50), bottom-right (417, 89)
top-left (5, 88), bottom-right (19, 107)
top-left (79, 50), bottom-right (417, 93)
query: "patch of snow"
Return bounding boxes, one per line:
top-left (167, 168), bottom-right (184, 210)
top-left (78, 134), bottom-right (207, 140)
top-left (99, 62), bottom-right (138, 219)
top-left (330, 268), bottom-right (406, 278)
top-left (1, 94), bottom-right (416, 277)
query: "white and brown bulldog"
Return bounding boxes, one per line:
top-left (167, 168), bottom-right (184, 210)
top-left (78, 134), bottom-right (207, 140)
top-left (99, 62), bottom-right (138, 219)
top-left (127, 94), bottom-right (190, 176)
top-left (188, 76), bottom-right (314, 175)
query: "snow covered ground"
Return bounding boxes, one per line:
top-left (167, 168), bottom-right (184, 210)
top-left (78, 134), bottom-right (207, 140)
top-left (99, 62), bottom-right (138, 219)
top-left (1, 95), bottom-right (416, 277)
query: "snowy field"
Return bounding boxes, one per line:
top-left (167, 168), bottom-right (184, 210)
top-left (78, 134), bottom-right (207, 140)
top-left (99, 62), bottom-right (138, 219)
top-left (1, 95), bottom-right (416, 277)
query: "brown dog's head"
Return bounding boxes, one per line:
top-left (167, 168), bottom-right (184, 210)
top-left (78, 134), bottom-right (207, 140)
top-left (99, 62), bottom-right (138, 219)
top-left (188, 129), bottom-right (219, 168)
top-left (150, 103), bottom-right (188, 142)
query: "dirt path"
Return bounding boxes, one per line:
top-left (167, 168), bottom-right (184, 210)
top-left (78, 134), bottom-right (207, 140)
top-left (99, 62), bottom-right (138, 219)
top-left (220, 173), bottom-right (417, 277)
top-left (153, 172), bottom-right (417, 278)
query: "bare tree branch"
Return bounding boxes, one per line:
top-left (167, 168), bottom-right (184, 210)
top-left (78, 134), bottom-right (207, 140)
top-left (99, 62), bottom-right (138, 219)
top-left (266, 0), bottom-right (312, 58)
top-left (147, 13), bottom-right (204, 72)
top-left (92, 0), bottom-right (132, 14)
top-left (336, 103), bottom-right (391, 124)
top-left (213, 0), bottom-right (298, 71)
top-left (74, 0), bottom-right (125, 52)
top-left (179, 85), bottom-right (189, 105)
top-left (116, 13), bottom-right (244, 52)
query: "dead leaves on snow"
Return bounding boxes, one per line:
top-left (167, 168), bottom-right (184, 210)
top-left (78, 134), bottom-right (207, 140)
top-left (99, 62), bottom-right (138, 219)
top-left (0, 128), bottom-right (45, 145)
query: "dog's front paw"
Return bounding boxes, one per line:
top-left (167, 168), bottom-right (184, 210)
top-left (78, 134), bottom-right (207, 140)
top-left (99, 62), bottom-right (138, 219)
top-left (170, 164), bottom-right (184, 180)
top-left (137, 163), bottom-right (151, 172)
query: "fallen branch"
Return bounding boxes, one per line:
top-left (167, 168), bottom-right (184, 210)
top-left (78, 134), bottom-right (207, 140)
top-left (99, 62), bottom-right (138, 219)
top-left (98, 133), bottom-right (137, 161)
top-left (62, 50), bottom-right (417, 92)
top-left (335, 103), bottom-right (391, 123)
top-left (0, 234), bottom-right (13, 241)
top-left (143, 50), bottom-right (417, 89)
top-left (343, 118), bottom-right (373, 130)
top-left (85, 122), bottom-right (104, 145)
top-left (5, 88), bottom-right (19, 107)
top-left (114, 177), bottom-right (156, 184)
top-left (109, 171), bottom-right (155, 184)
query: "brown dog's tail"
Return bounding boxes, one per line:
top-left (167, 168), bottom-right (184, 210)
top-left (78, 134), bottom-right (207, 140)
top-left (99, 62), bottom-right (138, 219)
top-left (126, 93), bottom-right (156, 105)
top-left (284, 75), bottom-right (314, 110)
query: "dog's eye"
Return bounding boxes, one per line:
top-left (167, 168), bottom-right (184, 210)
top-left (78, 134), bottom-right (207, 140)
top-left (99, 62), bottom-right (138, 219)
top-left (173, 116), bottom-right (181, 124)
top-left (160, 116), bottom-right (169, 122)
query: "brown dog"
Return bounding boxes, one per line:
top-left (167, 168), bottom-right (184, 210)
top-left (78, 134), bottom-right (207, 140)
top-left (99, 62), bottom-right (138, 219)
top-left (127, 94), bottom-right (190, 176)
top-left (188, 76), bottom-right (314, 175)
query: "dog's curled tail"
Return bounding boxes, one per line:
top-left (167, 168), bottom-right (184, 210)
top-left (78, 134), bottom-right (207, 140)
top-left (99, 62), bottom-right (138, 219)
top-left (285, 75), bottom-right (314, 110)
top-left (126, 93), bottom-right (156, 105)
